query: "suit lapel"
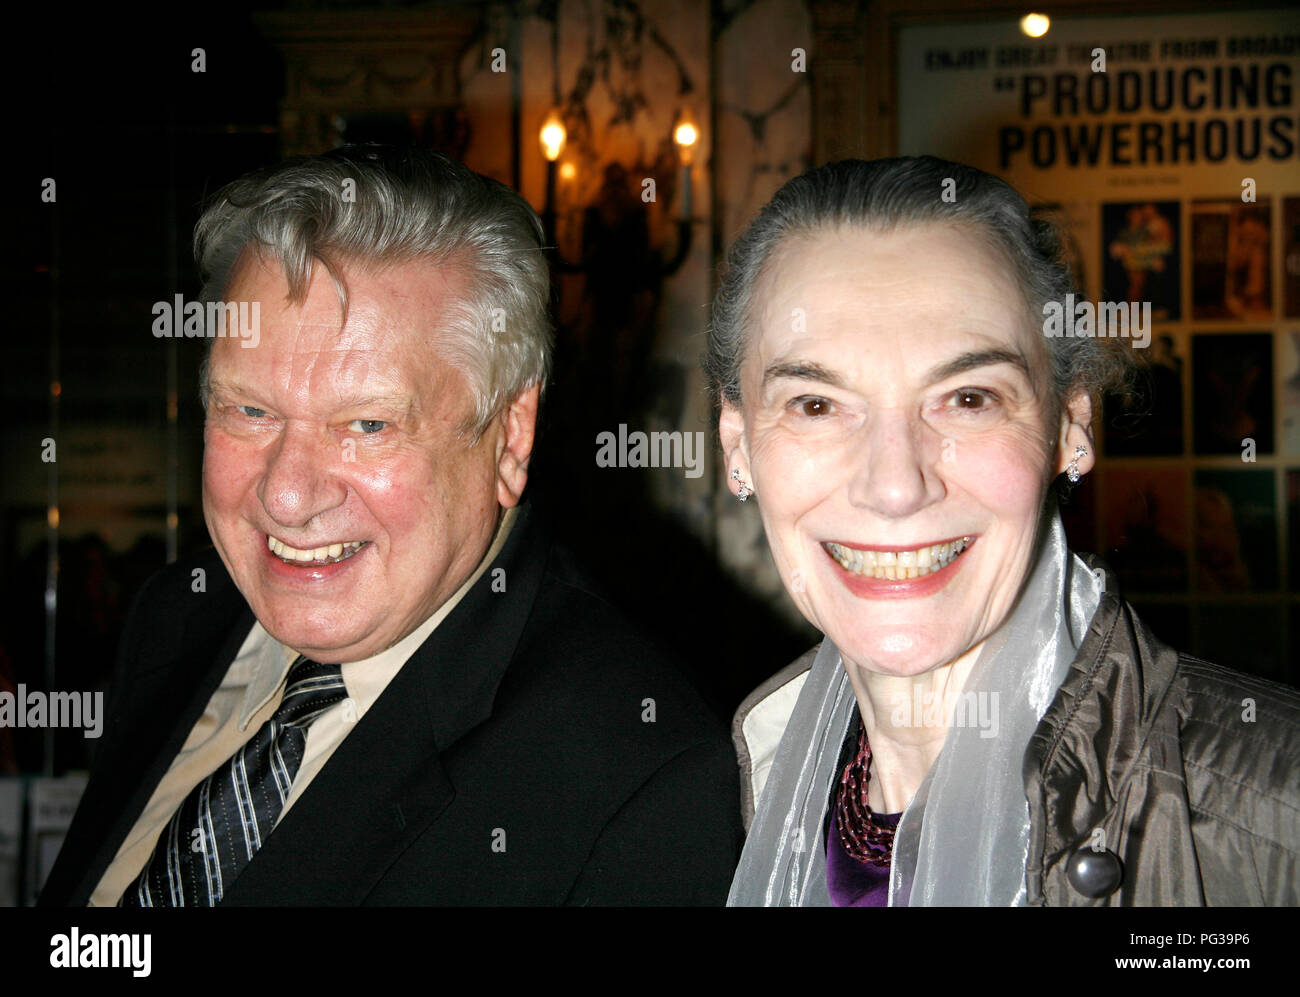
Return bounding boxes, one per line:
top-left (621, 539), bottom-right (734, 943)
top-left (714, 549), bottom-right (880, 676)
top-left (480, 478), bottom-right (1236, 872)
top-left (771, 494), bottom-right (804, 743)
top-left (223, 501), bottom-right (553, 905)
top-left (48, 554), bottom-right (253, 905)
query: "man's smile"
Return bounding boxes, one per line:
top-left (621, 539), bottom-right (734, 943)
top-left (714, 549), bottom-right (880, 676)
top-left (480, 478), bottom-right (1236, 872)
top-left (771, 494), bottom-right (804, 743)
top-left (266, 534), bottom-right (370, 565)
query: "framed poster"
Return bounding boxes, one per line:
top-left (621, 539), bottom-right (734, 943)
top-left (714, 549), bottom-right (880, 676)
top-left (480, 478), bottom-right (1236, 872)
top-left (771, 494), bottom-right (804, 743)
top-left (1192, 199), bottom-right (1273, 321)
top-left (1102, 200), bottom-right (1180, 321)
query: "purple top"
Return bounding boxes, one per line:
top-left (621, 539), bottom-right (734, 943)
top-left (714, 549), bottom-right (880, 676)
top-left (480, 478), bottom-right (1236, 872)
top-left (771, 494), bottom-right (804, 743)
top-left (826, 805), bottom-right (903, 907)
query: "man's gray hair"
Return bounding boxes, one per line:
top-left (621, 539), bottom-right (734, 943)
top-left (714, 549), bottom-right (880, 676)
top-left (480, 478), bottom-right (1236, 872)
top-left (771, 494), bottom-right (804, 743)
top-left (705, 156), bottom-right (1133, 429)
top-left (195, 144), bottom-right (552, 438)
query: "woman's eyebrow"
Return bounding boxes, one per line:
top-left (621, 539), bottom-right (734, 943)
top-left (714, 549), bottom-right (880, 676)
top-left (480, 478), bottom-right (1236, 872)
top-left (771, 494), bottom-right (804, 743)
top-left (761, 349), bottom-right (1031, 391)
top-left (761, 360), bottom-right (845, 389)
top-left (923, 348), bottom-right (1030, 386)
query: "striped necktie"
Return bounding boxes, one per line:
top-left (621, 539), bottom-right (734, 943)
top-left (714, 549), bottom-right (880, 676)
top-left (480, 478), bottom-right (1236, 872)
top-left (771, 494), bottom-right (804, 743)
top-left (119, 656), bottom-right (347, 907)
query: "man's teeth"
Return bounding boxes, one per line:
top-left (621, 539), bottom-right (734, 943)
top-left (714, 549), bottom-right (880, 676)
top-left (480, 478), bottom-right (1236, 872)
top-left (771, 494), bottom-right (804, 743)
top-left (266, 536), bottom-right (366, 564)
top-left (827, 538), bottom-right (972, 579)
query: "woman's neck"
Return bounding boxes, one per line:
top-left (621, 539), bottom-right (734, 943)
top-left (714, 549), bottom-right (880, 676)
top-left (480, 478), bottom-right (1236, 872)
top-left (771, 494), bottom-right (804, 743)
top-left (844, 642), bottom-right (985, 814)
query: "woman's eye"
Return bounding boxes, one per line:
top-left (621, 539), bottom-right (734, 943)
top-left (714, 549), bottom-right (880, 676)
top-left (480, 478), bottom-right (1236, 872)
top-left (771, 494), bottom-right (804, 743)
top-left (238, 406), bottom-right (267, 418)
top-left (793, 396), bottom-right (833, 417)
top-left (349, 419), bottom-right (387, 434)
top-left (949, 389), bottom-right (996, 410)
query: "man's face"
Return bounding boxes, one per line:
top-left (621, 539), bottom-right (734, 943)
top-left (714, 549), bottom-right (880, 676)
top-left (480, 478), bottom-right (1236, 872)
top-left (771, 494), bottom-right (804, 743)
top-left (203, 254), bottom-right (532, 663)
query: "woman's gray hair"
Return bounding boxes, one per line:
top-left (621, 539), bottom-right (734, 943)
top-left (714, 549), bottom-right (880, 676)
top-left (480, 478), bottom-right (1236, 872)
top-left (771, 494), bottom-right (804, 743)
top-left (195, 144), bottom-right (552, 439)
top-left (705, 156), bottom-right (1135, 433)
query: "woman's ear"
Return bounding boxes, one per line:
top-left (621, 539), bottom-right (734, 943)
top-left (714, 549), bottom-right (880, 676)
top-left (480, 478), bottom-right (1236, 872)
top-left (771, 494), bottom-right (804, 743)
top-left (719, 399), bottom-right (750, 498)
top-left (1055, 388), bottom-right (1096, 479)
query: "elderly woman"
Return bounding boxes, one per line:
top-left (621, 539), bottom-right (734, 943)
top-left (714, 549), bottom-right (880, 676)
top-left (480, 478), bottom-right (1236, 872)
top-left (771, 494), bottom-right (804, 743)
top-left (707, 156), bottom-right (1299, 906)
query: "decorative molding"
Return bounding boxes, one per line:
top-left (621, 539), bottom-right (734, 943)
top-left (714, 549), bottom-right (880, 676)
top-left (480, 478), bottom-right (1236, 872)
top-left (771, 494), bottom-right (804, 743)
top-left (254, 8), bottom-right (482, 155)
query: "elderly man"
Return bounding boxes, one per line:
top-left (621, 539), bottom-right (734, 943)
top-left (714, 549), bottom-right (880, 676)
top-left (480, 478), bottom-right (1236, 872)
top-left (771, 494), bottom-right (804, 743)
top-left (41, 145), bottom-right (739, 906)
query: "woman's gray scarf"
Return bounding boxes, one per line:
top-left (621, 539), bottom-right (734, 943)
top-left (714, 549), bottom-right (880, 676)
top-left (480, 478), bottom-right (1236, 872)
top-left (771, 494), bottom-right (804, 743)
top-left (727, 505), bottom-right (1103, 906)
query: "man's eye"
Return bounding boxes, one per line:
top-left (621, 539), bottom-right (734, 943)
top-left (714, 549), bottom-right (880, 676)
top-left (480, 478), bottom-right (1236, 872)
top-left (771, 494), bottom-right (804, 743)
top-left (349, 419), bottom-right (387, 434)
top-left (793, 396), bottom-right (833, 417)
top-left (238, 406), bottom-right (268, 418)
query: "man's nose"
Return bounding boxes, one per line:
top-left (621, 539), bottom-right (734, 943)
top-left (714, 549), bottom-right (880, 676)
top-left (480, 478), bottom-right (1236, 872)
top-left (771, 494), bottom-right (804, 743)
top-left (845, 408), bottom-right (944, 519)
top-left (258, 422), bottom-right (349, 529)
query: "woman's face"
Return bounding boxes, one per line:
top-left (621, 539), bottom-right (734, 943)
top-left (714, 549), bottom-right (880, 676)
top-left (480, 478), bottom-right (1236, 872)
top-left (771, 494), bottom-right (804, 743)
top-left (720, 222), bottom-right (1092, 678)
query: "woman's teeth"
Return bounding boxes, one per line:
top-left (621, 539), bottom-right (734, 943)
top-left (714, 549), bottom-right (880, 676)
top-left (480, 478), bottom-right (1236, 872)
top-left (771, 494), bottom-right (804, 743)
top-left (826, 538), bottom-right (972, 579)
top-left (267, 536), bottom-right (367, 565)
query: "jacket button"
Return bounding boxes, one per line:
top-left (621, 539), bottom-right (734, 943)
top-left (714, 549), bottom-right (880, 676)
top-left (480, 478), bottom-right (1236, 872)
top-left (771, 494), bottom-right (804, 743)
top-left (1067, 847), bottom-right (1123, 898)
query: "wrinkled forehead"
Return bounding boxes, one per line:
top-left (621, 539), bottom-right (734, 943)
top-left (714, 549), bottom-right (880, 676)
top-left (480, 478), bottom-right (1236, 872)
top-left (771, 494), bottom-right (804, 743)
top-left (211, 253), bottom-right (467, 398)
top-left (744, 221), bottom-right (1047, 380)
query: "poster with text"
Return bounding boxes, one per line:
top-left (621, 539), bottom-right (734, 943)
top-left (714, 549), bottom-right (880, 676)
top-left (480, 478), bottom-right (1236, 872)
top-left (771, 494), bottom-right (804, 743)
top-left (900, 11), bottom-right (1299, 197)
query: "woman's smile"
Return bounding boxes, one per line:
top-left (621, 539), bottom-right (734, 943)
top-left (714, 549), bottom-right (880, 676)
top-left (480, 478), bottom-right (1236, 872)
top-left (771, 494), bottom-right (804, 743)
top-left (822, 535), bottom-right (977, 601)
top-left (823, 535), bottom-right (974, 579)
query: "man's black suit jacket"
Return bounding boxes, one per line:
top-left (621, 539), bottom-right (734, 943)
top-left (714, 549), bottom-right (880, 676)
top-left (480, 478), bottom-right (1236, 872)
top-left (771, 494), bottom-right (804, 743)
top-left (41, 501), bottom-right (741, 905)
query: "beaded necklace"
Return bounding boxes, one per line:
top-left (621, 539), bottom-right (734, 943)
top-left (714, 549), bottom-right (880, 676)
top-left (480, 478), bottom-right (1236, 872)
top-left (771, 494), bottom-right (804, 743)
top-left (835, 723), bottom-right (896, 866)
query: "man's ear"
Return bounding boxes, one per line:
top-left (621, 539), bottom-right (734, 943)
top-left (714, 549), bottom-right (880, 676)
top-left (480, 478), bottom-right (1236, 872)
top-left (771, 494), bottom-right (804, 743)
top-left (496, 383), bottom-right (540, 508)
top-left (718, 398), bottom-right (750, 499)
top-left (1055, 387), bottom-right (1096, 479)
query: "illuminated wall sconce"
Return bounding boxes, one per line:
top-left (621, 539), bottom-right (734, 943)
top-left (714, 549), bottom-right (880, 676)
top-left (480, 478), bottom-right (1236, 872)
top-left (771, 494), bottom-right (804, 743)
top-left (674, 108), bottom-right (699, 223)
top-left (539, 109), bottom-right (567, 162)
top-left (540, 108), bottom-right (567, 245)
top-left (539, 105), bottom-right (699, 277)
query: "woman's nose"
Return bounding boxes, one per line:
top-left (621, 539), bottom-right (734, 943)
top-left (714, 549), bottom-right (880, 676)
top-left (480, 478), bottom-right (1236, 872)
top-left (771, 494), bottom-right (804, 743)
top-left (844, 410), bottom-right (944, 519)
